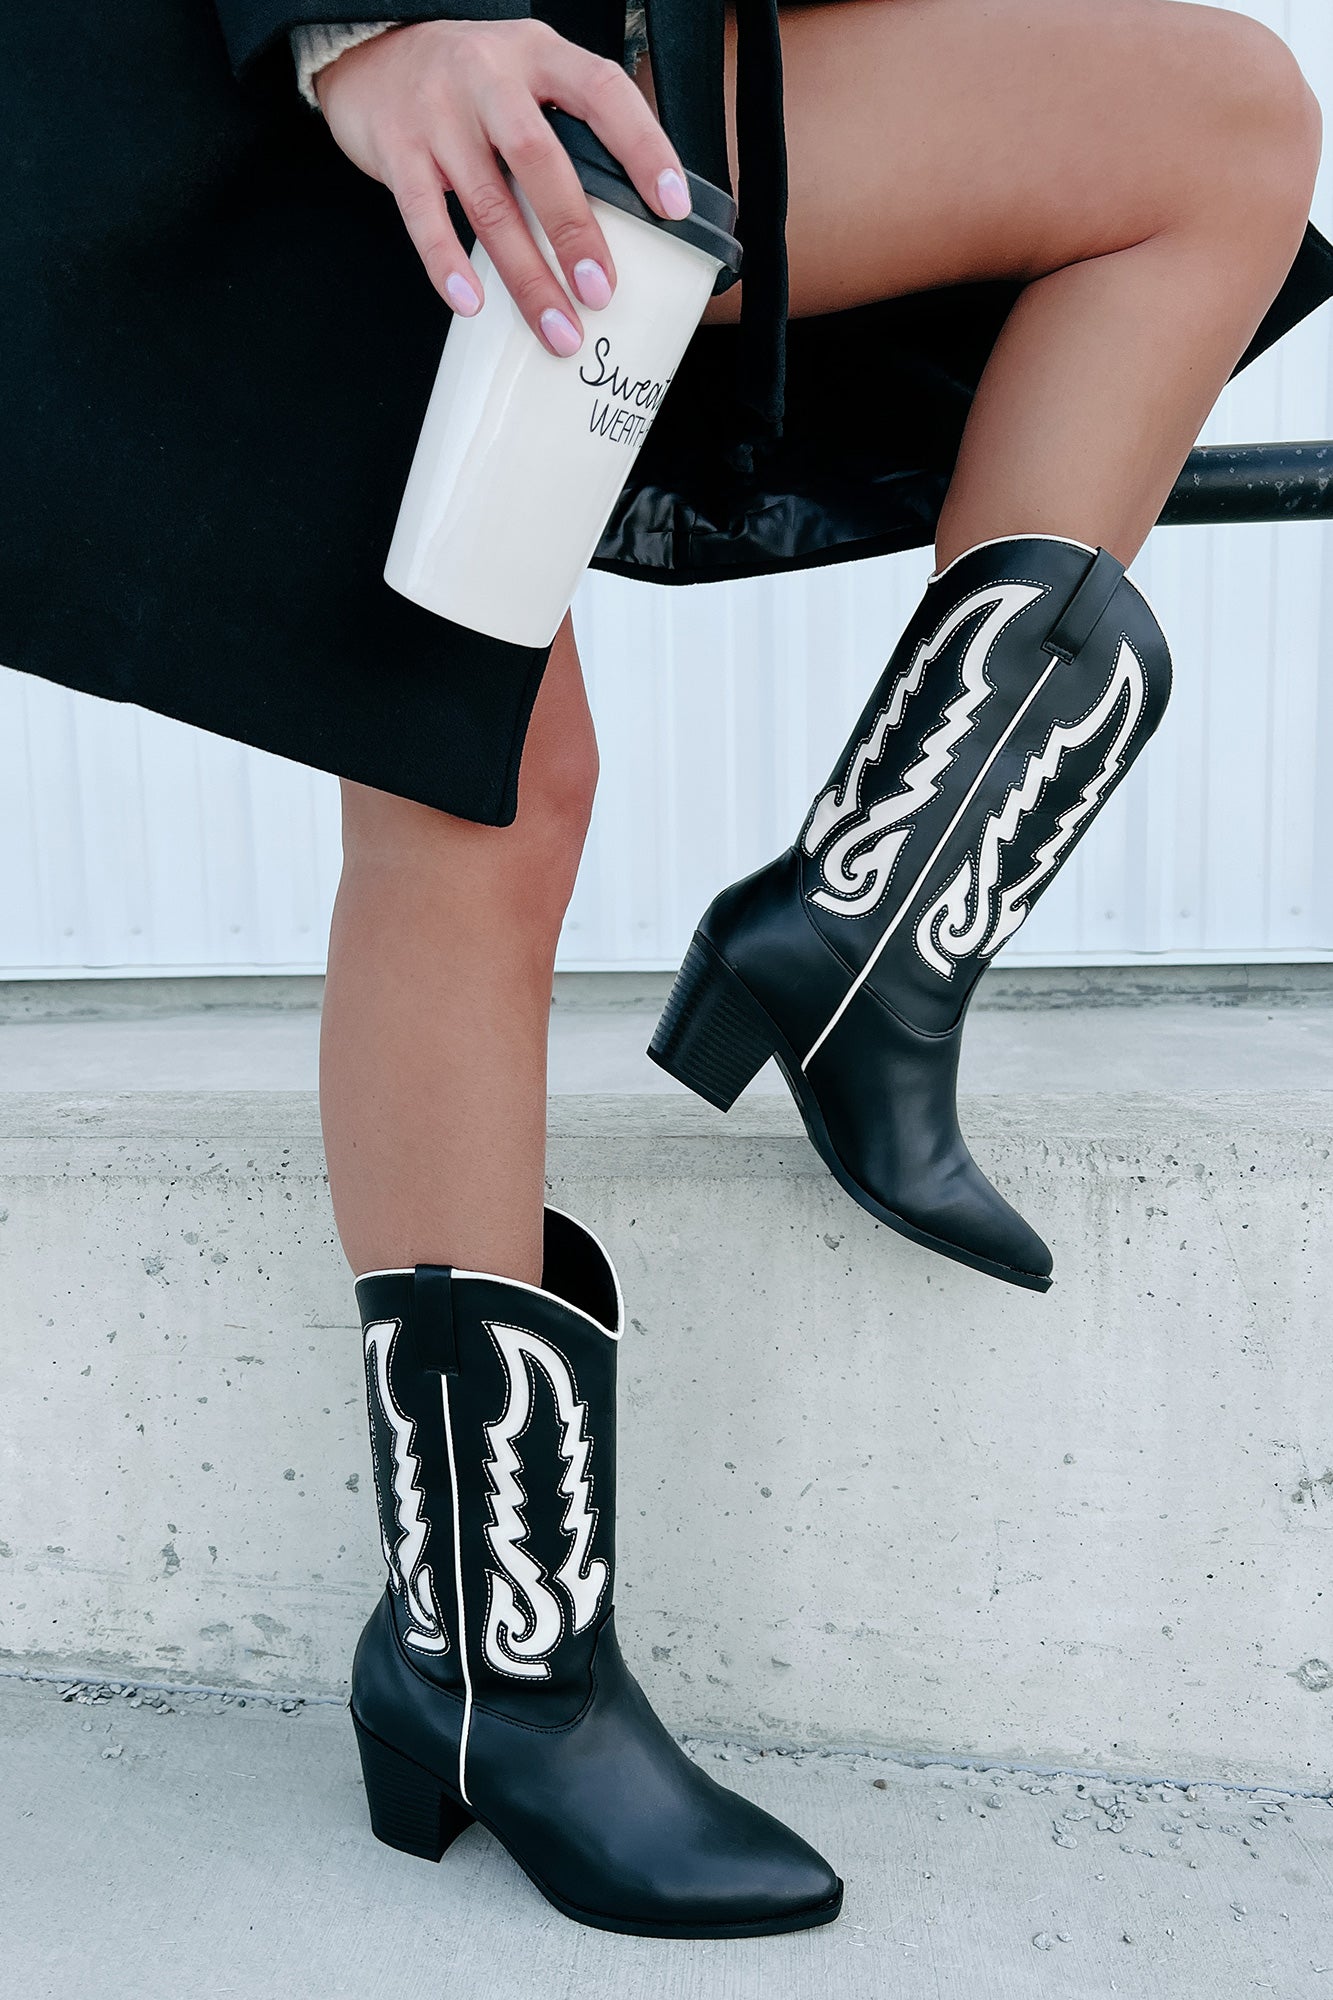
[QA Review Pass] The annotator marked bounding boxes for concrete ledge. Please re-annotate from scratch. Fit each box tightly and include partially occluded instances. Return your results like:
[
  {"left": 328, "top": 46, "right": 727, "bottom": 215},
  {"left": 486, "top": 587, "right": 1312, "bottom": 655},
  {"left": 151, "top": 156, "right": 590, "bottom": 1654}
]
[
  {"left": 4, "top": 957, "right": 1333, "bottom": 1022},
  {"left": 2, "top": 1087, "right": 1331, "bottom": 1788},
  {"left": 0, "top": 976, "right": 327, "bottom": 1022}
]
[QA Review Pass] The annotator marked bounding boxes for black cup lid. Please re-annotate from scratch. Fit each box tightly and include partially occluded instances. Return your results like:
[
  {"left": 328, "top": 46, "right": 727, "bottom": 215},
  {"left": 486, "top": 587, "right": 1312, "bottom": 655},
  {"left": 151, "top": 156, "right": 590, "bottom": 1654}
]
[{"left": 544, "top": 108, "right": 742, "bottom": 293}]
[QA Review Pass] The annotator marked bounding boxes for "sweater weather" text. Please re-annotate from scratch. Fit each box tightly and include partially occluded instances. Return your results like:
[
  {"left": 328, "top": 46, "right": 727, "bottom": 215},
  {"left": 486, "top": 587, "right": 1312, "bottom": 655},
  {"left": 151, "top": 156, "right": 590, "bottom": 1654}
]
[{"left": 580, "top": 338, "right": 672, "bottom": 450}]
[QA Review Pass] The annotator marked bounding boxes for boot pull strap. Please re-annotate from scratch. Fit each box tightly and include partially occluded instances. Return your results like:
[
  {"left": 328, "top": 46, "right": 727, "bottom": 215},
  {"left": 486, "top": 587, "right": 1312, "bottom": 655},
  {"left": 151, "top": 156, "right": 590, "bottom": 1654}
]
[
  {"left": 411, "top": 1264, "right": 459, "bottom": 1376},
  {"left": 1042, "top": 546, "right": 1126, "bottom": 662}
]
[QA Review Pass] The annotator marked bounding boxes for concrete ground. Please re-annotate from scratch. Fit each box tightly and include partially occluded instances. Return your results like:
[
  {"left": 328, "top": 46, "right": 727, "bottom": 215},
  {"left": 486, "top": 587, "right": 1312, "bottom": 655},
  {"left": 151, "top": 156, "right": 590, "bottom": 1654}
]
[{"left": 5, "top": 1671, "right": 1332, "bottom": 2000}]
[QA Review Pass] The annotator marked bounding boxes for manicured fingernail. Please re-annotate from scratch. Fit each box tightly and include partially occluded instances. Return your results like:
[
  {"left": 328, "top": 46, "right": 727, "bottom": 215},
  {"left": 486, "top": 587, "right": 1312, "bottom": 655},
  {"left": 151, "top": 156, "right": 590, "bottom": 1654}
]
[
  {"left": 657, "top": 168, "right": 691, "bottom": 220},
  {"left": 572, "top": 258, "right": 613, "bottom": 310},
  {"left": 540, "top": 306, "right": 582, "bottom": 356},
  {"left": 444, "top": 271, "right": 481, "bottom": 316}
]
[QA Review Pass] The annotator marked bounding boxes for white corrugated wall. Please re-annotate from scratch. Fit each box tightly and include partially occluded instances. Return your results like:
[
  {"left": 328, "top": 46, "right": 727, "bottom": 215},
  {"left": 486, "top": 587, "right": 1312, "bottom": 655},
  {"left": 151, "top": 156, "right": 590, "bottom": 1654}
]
[{"left": 2, "top": 0, "right": 1330, "bottom": 977}]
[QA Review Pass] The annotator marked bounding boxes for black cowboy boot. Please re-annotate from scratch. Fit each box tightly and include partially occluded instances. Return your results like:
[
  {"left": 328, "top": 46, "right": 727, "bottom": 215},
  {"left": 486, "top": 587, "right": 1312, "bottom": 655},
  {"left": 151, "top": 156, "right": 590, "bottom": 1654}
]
[
  {"left": 649, "top": 534, "right": 1172, "bottom": 1290},
  {"left": 348, "top": 1206, "right": 842, "bottom": 1938}
]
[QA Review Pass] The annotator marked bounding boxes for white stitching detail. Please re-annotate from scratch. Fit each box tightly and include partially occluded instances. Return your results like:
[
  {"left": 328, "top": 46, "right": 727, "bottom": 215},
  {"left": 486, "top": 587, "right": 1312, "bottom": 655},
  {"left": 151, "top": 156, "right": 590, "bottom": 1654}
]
[
  {"left": 801, "top": 654, "right": 1064, "bottom": 1070},
  {"left": 356, "top": 1214, "right": 623, "bottom": 1347},
  {"left": 802, "top": 581, "right": 1046, "bottom": 920},
  {"left": 980, "top": 634, "right": 1150, "bottom": 957},
  {"left": 450, "top": 1268, "right": 621, "bottom": 1344},
  {"left": 929, "top": 533, "right": 1166, "bottom": 647},
  {"left": 439, "top": 1373, "right": 473, "bottom": 1806},
  {"left": 913, "top": 634, "right": 1149, "bottom": 978},
  {"left": 927, "top": 531, "right": 1097, "bottom": 587},
  {"left": 481, "top": 1323, "right": 608, "bottom": 1682},
  {"left": 363, "top": 1318, "right": 450, "bottom": 1656}
]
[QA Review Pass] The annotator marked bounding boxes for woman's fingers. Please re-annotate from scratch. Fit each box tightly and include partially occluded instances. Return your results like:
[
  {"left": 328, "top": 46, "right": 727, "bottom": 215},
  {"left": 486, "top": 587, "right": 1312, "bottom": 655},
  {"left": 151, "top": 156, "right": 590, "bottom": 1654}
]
[
  {"left": 321, "top": 18, "right": 694, "bottom": 355},
  {"left": 537, "top": 38, "right": 693, "bottom": 222},
  {"left": 459, "top": 37, "right": 696, "bottom": 354},
  {"left": 391, "top": 166, "right": 485, "bottom": 318},
  {"left": 485, "top": 98, "right": 618, "bottom": 314},
  {"left": 449, "top": 141, "right": 589, "bottom": 354}
]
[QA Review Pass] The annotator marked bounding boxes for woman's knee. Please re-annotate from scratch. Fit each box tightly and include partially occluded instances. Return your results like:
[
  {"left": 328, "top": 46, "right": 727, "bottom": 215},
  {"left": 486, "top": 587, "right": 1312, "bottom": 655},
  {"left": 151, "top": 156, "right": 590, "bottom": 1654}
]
[
  {"left": 512, "top": 721, "right": 600, "bottom": 910},
  {"left": 505, "top": 615, "right": 600, "bottom": 911},
  {"left": 1174, "top": 6, "right": 1321, "bottom": 239},
  {"left": 340, "top": 760, "right": 595, "bottom": 858},
  {"left": 339, "top": 621, "right": 597, "bottom": 932}
]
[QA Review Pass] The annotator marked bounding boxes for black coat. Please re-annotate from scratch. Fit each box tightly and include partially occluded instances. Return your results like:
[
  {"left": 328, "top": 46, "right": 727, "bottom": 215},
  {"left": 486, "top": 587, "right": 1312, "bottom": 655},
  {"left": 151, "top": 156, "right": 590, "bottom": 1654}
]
[{"left": 3, "top": 2, "right": 1330, "bottom": 825}]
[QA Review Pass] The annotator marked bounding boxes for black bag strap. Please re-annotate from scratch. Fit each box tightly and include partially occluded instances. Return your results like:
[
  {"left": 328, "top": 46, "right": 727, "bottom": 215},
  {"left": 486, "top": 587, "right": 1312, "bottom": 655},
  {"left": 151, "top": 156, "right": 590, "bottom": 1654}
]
[
  {"left": 643, "top": 0, "right": 732, "bottom": 193},
  {"left": 643, "top": 0, "right": 788, "bottom": 453},
  {"left": 535, "top": 0, "right": 629, "bottom": 63},
  {"left": 731, "top": 0, "right": 788, "bottom": 439}
]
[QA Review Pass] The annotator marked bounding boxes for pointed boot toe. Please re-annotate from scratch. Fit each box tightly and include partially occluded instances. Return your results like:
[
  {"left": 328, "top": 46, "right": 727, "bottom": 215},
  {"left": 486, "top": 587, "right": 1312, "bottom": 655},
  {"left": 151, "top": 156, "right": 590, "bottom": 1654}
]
[
  {"left": 710, "top": 1810, "right": 843, "bottom": 1929},
  {"left": 804, "top": 1007, "right": 1053, "bottom": 1286},
  {"left": 887, "top": 1158, "right": 1054, "bottom": 1290},
  {"left": 668, "top": 1823, "right": 842, "bottom": 1934}
]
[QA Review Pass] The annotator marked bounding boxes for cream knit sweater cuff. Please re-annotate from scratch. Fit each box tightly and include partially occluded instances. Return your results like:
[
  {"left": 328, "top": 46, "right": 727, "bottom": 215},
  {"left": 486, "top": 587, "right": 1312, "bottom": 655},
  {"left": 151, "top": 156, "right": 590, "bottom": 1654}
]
[
  {"left": 294, "top": 10, "right": 648, "bottom": 108},
  {"left": 291, "top": 22, "right": 401, "bottom": 110}
]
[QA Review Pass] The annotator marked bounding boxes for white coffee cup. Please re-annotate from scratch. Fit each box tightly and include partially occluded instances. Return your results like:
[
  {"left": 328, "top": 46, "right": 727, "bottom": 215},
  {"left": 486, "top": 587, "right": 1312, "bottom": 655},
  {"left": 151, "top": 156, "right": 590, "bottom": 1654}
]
[{"left": 384, "top": 114, "right": 742, "bottom": 648}]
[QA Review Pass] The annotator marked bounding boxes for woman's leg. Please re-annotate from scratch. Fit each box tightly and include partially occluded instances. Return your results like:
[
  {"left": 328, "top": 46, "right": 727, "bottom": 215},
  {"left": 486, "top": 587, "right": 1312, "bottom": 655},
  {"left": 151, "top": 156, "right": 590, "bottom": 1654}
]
[
  {"left": 334, "top": 617, "right": 844, "bottom": 1928},
  {"left": 698, "top": 0, "right": 1322, "bottom": 566},
  {"left": 647, "top": 0, "right": 1319, "bottom": 1284},
  {"left": 319, "top": 610, "right": 597, "bottom": 1285}
]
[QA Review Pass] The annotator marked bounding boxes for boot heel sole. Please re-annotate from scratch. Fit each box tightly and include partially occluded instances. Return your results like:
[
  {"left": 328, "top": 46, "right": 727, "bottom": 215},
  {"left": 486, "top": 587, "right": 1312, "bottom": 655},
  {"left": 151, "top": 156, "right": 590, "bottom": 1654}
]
[
  {"left": 648, "top": 934, "right": 781, "bottom": 1111},
  {"left": 352, "top": 1712, "right": 473, "bottom": 1862}
]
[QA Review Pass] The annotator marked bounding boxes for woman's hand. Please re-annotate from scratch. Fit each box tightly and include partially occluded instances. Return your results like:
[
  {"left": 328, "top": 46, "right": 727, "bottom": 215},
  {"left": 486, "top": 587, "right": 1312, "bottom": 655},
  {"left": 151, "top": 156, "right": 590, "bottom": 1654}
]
[{"left": 316, "top": 18, "right": 692, "bottom": 356}]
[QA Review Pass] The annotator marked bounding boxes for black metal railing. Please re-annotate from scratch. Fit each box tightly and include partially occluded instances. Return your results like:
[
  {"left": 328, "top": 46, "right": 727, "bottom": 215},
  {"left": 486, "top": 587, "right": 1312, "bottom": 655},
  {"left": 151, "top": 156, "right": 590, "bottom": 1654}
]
[{"left": 1161, "top": 441, "right": 1333, "bottom": 525}]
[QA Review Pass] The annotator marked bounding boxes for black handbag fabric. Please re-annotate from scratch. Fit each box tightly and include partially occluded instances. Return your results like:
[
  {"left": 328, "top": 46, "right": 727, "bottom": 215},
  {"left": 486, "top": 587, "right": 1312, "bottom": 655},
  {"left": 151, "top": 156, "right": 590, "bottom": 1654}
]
[
  {"left": 2, "top": 1, "right": 1332, "bottom": 827},
  {"left": 597, "top": 221, "right": 1333, "bottom": 585}
]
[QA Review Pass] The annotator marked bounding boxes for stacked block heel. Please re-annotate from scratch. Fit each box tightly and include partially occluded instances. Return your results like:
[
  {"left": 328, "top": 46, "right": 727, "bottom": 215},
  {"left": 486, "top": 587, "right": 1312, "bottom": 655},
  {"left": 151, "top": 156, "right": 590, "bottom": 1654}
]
[
  {"left": 648, "top": 933, "right": 781, "bottom": 1111},
  {"left": 352, "top": 1713, "right": 474, "bottom": 1862}
]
